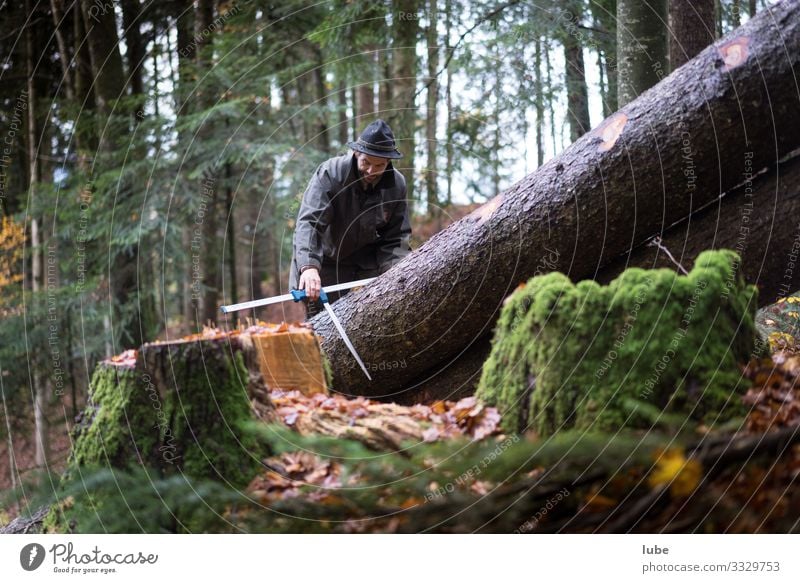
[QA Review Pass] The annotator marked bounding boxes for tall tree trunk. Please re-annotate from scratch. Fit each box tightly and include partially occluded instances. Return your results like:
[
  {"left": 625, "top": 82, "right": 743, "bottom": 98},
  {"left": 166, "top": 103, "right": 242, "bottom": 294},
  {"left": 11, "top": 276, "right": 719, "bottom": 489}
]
[
  {"left": 80, "top": 0, "right": 142, "bottom": 348},
  {"left": 26, "top": 0, "right": 49, "bottom": 468},
  {"left": 73, "top": 0, "right": 96, "bottom": 156},
  {"left": 312, "top": 48, "right": 330, "bottom": 154},
  {"left": 195, "top": 0, "right": 221, "bottom": 326},
  {"left": 535, "top": 38, "right": 545, "bottom": 167},
  {"left": 174, "top": 0, "right": 195, "bottom": 329},
  {"left": 425, "top": 0, "right": 439, "bottom": 216},
  {"left": 379, "top": 50, "right": 393, "bottom": 114},
  {"left": 79, "top": 0, "right": 126, "bottom": 116},
  {"left": 544, "top": 40, "right": 558, "bottom": 154},
  {"left": 562, "top": 0, "right": 591, "bottom": 142},
  {"left": 749, "top": 0, "right": 757, "bottom": 17},
  {"left": 49, "top": 0, "right": 75, "bottom": 101},
  {"left": 669, "top": 0, "right": 715, "bottom": 70},
  {"left": 337, "top": 77, "right": 349, "bottom": 147},
  {"left": 590, "top": 0, "right": 618, "bottom": 116},
  {"left": 312, "top": 3, "right": 800, "bottom": 397},
  {"left": 392, "top": 0, "right": 420, "bottom": 206},
  {"left": 120, "top": 0, "right": 145, "bottom": 120},
  {"left": 617, "top": 0, "right": 668, "bottom": 107},
  {"left": 357, "top": 49, "right": 376, "bottom": 122},
  {"left": 444, "top": 0, "right": 453, "bottom": 206}
]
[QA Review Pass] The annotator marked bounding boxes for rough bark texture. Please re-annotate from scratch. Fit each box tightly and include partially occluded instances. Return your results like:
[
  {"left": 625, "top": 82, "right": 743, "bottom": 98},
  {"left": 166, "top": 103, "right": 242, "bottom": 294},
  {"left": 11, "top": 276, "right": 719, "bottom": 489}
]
[
  {"left": 597, "top": 151, "right": 800, "bottom": 301},
  {"left": 311, "top": 3, "right": 800, "bottom": 399},
  {"left": 669, "top": 0, "right": 716, "bottom": 70},
  {"left": 617, "top": 0, "right": 668, "bottom": 107},
  {"left": 392, "top": 0, "right": 420, "bottom": 203},
  {"left": 400, "top": 147, "right": 800, "bottom": 402},
  {"left": 79, "top": 0, "right": 126, "bottom": 115},
  {"left": 562, "top": 0, "right": 592, "bottom": 141}
]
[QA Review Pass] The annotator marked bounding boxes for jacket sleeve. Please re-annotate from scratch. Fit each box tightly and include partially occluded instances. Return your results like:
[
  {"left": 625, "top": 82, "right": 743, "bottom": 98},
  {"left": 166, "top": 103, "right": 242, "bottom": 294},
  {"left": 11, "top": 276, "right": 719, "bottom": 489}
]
[
  {"left": 376, "top": 185, "right": 412, "bottom": 274},
  {"left": 293, "top": 163, "right": 334, "bottom": 272}
]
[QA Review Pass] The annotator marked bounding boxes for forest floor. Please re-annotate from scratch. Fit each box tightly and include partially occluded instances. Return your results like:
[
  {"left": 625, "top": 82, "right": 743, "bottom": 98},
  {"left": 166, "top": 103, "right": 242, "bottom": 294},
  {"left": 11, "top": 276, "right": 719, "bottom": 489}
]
[{"left": 2, "top": 295, "right": 800, "bottom": 532}]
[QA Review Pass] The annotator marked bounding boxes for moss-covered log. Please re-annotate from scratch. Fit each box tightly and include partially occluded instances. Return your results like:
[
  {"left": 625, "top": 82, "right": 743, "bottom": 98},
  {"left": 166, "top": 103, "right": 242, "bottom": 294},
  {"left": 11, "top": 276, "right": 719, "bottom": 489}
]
[
  {"left": 68, "top": 333, "right": 274, "bottom": 488},
  {"left": 476, "top": 250, "right": 758, "bottom": 435}
]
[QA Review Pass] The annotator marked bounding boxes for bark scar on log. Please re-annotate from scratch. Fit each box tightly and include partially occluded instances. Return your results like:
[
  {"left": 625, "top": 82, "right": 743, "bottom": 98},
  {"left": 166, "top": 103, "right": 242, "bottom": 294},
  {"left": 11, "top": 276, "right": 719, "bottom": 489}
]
[
  {"left": 468, "top": 193, "right": 504, "bottom": 224},
  {"left": 597, "top": 113, "right": 628, "bottom": 152},
  {"left": 718, "top": 37, "right": 749, "bottom": 71}
]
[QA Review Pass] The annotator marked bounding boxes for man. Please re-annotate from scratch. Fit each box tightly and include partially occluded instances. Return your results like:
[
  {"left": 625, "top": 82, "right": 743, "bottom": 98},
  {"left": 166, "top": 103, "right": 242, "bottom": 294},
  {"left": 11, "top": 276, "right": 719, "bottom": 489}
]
[{"left": 290, "top": 119, "right": 412, "bottom": 317}]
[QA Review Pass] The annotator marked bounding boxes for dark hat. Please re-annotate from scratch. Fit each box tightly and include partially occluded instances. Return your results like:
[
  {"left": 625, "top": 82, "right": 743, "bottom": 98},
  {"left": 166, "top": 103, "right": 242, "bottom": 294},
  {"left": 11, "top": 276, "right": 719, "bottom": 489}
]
[{"left": 347, "top": 119, "right": 403, "bottom": 159}]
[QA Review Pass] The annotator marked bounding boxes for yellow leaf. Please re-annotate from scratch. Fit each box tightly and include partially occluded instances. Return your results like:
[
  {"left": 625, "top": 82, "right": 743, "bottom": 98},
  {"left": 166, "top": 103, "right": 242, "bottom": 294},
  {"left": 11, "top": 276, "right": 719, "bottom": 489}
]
[{"left": 648, "top": 448, "right": 702, "bottom": 497}]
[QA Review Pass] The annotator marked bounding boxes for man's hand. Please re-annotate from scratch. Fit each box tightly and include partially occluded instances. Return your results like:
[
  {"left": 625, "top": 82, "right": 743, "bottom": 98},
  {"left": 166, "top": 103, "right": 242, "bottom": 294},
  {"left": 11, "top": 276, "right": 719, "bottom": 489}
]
[{"left": 298, "top": 267, "right": 321, "bottom": 301}]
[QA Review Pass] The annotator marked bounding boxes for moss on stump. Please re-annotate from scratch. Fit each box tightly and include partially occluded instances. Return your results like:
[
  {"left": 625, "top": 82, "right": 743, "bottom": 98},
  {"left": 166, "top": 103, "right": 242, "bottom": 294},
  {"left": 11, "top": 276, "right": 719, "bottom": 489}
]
[
  {"left": 67, "top": 335, "right": 268, "bottom": 489},
  {"left": 476, "top": 250, "right": 757, "bottom": 435}
]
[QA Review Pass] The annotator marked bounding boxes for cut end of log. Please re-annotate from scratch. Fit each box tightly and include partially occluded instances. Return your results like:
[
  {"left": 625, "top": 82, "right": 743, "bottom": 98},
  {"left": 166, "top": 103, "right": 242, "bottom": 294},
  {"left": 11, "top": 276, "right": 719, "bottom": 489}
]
[
  {"left": 597, "top": 113, "right": 628, "bottom": 152},
  {"left": 248, "top": 325, "right": 329, "bottom": 396},
  {"left": 718, "top": 37, "right": 749, "bottom": 71}
]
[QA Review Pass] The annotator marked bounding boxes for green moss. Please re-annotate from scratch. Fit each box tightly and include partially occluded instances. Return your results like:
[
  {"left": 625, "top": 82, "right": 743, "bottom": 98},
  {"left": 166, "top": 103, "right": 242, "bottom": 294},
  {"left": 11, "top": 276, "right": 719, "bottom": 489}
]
[
  {"left": 476, "top": 250, "right": 758, "bottom": 435},
  {"left": 67, "top": 342, "right": 264, "bottom": 489}
]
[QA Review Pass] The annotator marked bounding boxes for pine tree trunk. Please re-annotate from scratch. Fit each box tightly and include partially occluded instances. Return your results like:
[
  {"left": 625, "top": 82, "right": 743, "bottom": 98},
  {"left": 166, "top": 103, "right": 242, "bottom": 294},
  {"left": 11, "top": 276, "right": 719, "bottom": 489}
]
[
  {"left": 562, "top": 0, "right": 591, "bottom": 142},
  {"left": 535, "top": 38, "right": 545, "bottom": 167},
  {"left": 26, "top": 0, "right": 49, "bottom": 468},
  {"left": 120, "top": 0, "right": 145, "bottom": 119},
  {"left": 406, "top": 149, "right": 800, "bottom": 402},
  {"left": 49, "top": 0, "right": 75, "bottom": 101},
  {"left": 617, "top": 0, "right": 668, "bottom": 107},
  {"left": 425, "top": 0, "right": 439, "bottom": 216},
  {"left": 79, "top": 0, "right": 126, "bottom": 116},
  {"left": 669, "top": 0, "right": 716, "bottom": 70},
  {"left": 311, "top": 3, "right": 800, "bottom": 397},
  {"left": 195, "top": 0, "right": 221, "bottom": 327},
  {"left": 392, "top": 0, "right": 420, "bottom": 205},
  {"left": 590, "top": 0, "right": 618, "bottom": 115},
  {"left": 444, "top": 0, "right": 453, "bottom": 206}
]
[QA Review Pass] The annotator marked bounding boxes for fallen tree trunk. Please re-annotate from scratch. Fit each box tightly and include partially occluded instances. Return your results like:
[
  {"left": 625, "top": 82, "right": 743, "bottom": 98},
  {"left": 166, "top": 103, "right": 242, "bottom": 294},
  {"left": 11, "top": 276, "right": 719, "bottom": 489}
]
[
  {"left": 597, "top": 150, "right": 800, "bottom": 299},
  {"left": 404, "top": 149, "right": 800, "bottom": 401},
  {"left": 313, "top": 2, "right": 800, "bottom": 398}
]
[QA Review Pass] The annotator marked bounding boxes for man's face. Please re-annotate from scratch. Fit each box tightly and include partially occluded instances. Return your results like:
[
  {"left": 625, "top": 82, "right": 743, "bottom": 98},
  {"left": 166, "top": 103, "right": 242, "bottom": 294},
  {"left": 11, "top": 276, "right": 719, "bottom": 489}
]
[{"left": 355, "top": 152, "right": 389, "bottom": 186}]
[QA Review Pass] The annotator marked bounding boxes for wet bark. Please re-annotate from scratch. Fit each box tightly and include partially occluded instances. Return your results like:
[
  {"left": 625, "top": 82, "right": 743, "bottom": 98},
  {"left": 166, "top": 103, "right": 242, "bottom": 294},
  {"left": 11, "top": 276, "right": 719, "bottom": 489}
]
[
  {"left": 311, "top": 3, "right": 800, "bottom": 399},
  {"left": 617, "top": 0, "right": 668, "bottom": 107},
  {"left": 669, "top": 0, "right": 716, "bottom": 70}
]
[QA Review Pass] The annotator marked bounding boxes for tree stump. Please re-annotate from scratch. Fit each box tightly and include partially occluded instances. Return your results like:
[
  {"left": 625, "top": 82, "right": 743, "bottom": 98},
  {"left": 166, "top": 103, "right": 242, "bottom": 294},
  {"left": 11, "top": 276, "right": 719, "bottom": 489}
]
[{"left": 476, "top": 250, "right": 758, "bottom": 434}]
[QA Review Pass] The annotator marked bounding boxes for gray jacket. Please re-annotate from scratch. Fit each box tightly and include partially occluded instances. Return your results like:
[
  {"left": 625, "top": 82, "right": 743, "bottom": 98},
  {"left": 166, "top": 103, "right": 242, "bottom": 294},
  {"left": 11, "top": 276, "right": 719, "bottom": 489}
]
[{"left": 290, "top": 153, "right": 411, "bottom": 289}]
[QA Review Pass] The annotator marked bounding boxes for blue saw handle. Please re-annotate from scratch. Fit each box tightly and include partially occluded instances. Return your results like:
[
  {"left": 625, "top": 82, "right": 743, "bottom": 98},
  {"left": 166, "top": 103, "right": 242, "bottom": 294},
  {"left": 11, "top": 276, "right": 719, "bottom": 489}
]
[{"left": 291, "top": 288, "right": 328, "bottom": 303}]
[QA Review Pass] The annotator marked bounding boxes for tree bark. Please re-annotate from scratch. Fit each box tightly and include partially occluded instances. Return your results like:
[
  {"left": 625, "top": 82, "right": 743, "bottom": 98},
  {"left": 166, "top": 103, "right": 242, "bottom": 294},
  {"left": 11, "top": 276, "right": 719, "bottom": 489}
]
[
  {"left": 597, "top": 150, "right": 800, "bottom": 302},
  {"left": 26, "top": 0, "right": 49, "bottom": 468},
  {"left": 310, "top": 3, "right": 800, "bottom": 398},
  {"left": 392, "top": 0, "right": 420, "bottom": 205},
  {"left": 79, "top": 0, "right": 126, "bottom": 115},
  {"left": 49, "top": 0, "right": 75, "bottom": 101},
  {"left": 669, "top": 0, "right": 715, "bottom": 70},
  {"left": 425, "top": 0, "right": 439, "bottom": 215},
  {"left": 406, "top": 148, "right": 800, "bottom": 399},
  {"left": 562, "top": 0, "right": 591, "bottom": 142},
  {"left": 617, "top": 0, "right": 668, "bottom": 107},
  {"left": 120, "top": 0, "right": 146, "bottom": 120},
  {"left": 535, "top": 38, "right": 545, "bottom": 167}
]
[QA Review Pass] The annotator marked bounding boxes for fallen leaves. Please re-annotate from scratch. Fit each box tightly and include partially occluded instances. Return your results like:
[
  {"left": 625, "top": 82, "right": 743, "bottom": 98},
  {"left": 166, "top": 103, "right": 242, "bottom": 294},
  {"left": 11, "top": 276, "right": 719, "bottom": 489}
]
[
  {"left": 270, "top": 390, "right": 502, "bottom": 444},
  {"left": 248, "top": 451, "right": 344, "bottom": 504},
  {"left": 648, "top": 448, "right": 702, "bottom": 498},
  {"left": 742, "top": 356, "right": 800, "bottom": 432}
]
